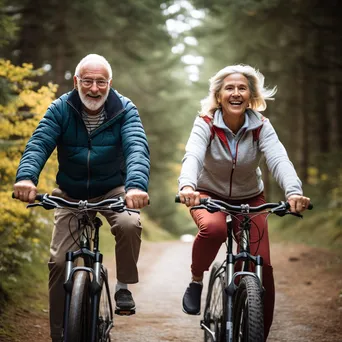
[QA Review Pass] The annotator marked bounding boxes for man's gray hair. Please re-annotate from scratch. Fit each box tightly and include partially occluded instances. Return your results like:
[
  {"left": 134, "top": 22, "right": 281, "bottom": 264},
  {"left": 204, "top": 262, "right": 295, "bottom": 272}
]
[
  {"left": 200, "top": 64, "right": 277, "bottom": 116},
  {"left": 74, "top": 54, "right": 112, "bottom": 79}
]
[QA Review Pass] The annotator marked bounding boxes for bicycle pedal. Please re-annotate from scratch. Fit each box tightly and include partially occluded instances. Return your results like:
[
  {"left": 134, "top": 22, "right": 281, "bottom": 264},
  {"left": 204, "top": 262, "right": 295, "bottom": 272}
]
[{"left": 115, "top": 308, "right": 136, "bottom": 316}]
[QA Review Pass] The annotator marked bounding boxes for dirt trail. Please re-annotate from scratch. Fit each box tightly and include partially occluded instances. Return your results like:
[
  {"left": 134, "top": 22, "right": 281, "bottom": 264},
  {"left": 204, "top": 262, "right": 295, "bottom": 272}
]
[{"left": 3, "top": 239, "right": 342, "bottom": 342}]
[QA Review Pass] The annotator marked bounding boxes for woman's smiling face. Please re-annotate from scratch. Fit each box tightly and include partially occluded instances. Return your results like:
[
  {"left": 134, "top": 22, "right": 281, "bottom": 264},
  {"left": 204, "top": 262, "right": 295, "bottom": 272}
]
[{"left": 217, "top": 73, "right": 251, "bottom": 119}]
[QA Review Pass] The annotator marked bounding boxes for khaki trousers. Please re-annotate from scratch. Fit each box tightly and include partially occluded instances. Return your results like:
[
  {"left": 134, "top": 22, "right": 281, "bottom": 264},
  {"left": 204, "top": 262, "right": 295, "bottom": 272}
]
[{"left": 48, "top": 186, "right": 142, "bottom": 341}]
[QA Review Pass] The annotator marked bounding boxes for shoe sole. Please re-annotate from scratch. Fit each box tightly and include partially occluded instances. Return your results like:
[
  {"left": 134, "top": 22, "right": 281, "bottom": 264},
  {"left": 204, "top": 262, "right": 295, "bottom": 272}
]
[
  {"left": 182, "top": 306, "right": 201, "bottom": 316},
  {"left": 115, "top": 307, "right": 136, "bottom": 316}
]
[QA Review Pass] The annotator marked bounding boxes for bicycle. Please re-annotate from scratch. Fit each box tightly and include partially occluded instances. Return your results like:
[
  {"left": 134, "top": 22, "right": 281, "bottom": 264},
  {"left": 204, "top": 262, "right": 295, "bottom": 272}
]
[
  {"left": 20, "top": 192, "right": 138, "bottom": 342},
  {"left": 175, "top": 195, "right": 312, "bottom": 342}
]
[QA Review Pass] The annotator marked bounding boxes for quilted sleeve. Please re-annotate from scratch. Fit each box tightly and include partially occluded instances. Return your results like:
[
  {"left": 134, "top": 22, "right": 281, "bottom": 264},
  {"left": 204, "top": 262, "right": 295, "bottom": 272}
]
[
  {"left": 15, "top": 98, "right": 65, "bottom": 185},
  {"left": 120, "top": 98, "right": 150, "bottom": 192}
]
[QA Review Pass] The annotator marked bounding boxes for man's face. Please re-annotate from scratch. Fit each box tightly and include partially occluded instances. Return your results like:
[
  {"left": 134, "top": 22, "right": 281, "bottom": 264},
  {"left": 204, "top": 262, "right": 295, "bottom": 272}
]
[{"left": 74, "top": 62, "right": 112, "bottom": 115}]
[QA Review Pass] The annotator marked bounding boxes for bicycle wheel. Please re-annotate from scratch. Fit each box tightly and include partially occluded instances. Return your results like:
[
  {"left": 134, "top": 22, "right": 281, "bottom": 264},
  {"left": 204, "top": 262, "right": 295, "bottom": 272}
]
[
  {"left": 66, "top": 271, "right": 91, "bottom": 342},
  {"left": 97, "top": 267, "right": 113, "bottom": 342},
  {"left": 233, "top": 275, "right": 264, "bottom": 342},
  {"left": 203, "top": 261, "right": 226, "bottom": 342}
]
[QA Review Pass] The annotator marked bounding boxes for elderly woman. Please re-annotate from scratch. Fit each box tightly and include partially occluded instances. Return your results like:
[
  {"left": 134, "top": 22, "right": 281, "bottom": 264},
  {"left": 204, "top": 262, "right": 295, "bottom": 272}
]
[{"left": 178, "top": 64, "right": 310, "bottom": 340}]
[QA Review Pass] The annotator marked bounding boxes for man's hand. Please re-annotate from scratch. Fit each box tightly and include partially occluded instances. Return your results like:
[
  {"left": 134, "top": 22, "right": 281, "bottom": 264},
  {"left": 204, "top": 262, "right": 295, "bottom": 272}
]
[
  {"left": 288, "top": 194, "right": 311, "bottom": 213},
  {"left": 13, "top": 180, "right": 37, "bottom": 203},
  {"left": 125, "top": 189, "right": 149, "bottom": 209}
]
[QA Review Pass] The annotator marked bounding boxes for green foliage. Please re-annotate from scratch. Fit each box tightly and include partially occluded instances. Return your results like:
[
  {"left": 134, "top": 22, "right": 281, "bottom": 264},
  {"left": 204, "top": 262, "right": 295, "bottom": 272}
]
[
  {"left": 0, "top": 0, "right": 18, "bottom": 48},
  {"left": 270, "top": 204, "right": 342, "bottom": 251}
]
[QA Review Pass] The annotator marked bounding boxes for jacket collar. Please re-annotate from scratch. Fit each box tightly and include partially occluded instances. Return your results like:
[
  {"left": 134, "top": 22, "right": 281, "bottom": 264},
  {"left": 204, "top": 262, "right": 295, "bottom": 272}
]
[
  {"left": 246, "top": 109, "right": 265, "bottom": 131},
  {"left": 213, "top": 108, "right": 263, "bottom": 132},
  {"left": 67, "top": 88, "right": 124, "bottom": 119}
]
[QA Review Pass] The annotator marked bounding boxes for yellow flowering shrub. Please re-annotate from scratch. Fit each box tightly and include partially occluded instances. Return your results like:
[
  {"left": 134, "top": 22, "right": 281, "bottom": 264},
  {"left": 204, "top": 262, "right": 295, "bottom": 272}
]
[{"left": 0, "top": 59, "right": 57, "bottom": 278}]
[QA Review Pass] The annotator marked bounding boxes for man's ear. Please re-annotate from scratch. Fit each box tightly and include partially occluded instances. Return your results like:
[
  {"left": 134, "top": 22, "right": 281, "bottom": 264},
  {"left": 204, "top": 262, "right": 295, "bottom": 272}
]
[{"left": 73, "top": 75, "right": 78, "bottom": 90}]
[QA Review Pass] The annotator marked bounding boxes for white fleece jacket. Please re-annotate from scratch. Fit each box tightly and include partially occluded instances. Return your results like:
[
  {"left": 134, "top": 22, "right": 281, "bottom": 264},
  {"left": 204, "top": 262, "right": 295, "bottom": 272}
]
[{"left": 178, "top": 109, "right": 303, "bottom": 200}]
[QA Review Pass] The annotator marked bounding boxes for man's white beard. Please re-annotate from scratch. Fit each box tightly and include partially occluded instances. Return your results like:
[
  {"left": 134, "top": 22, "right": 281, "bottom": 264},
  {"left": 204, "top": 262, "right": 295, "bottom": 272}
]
[{"left": 79, "top": 88, "right": 109, "bottom": 113}]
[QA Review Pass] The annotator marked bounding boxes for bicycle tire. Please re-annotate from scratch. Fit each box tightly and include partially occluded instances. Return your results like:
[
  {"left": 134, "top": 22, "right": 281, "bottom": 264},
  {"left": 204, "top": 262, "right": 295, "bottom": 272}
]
[
  {"left": 97, "top": 267, "right": 113, "bottom": 342},
  {"left": 203, "top": 261, "right": 226, "bottom": 342},
  {"left": 233, "top": 275, "right": 264, "bottom": 342},
  {"left": 66, "top": 271, "right": 91, "bottom": 342}
]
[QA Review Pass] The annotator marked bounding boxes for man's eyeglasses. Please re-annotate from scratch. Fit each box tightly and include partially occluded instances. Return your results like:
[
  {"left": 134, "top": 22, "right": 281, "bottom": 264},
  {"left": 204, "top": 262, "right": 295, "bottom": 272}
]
[{"left": 76, "top": 76, "right": 110, "bottom": 89}]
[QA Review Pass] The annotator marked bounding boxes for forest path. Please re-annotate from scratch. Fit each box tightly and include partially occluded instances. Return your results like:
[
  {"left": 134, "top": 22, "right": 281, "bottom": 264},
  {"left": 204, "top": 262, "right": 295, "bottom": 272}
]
[{"left": 2, "top": 239, "right": 342, "bottom": 342}]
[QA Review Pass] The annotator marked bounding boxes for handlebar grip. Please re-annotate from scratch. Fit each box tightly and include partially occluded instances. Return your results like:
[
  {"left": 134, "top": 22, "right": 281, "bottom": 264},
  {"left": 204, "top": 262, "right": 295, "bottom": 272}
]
[
  {"left": 175, "top": 195, "right": 210, "bottom": 204},
  {"left": 35, "top": 193, "right": 45, "bottom": 201},
  {"left": 12, "top": 192, "right": 45, "bottom": 201},
  {"left": 308, "top": 203, "right": 313, "bottom": 210}
]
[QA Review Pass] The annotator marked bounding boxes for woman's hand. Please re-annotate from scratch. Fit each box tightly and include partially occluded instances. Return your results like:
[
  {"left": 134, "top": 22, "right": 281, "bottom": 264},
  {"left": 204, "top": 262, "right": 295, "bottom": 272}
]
[
  {"left": 287, "top": 194, "right": 311, "bottom": 213},
  {"left": 179, "top": 186, "right": 201, "bottom": 207}
]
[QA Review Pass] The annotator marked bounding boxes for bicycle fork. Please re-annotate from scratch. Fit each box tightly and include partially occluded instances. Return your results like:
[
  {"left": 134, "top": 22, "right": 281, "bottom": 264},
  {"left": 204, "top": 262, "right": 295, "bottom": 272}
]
[
  {"left": 62, "top": 249, "right": 103, "bottom": 342},
  {"left": 224, "top": 215, "right": 263, "bottom": 342}
]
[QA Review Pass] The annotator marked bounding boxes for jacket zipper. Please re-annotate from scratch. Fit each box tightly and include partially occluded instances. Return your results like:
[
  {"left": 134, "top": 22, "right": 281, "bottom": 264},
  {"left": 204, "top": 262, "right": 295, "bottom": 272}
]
[
  {"left": 229, "top": 159, "right": 235, "bottom": 197},
  {"left": 87, "top": 137, "right": 92, "bottom": 198},
  {"left": 228, "top": 130, "right": 246, "bottom": 197}
]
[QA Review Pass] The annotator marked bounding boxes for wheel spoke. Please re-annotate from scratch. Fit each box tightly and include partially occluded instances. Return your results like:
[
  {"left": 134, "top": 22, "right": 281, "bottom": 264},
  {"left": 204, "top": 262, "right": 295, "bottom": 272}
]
[{"left": 203, "top": 262, "right": 226, "bottom": 342}]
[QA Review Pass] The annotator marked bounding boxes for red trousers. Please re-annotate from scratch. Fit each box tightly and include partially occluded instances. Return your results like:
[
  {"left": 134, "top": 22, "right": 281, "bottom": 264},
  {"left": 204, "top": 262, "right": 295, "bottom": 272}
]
[{"left": 190, "top": 192, "right": 274, "bottom": 340}]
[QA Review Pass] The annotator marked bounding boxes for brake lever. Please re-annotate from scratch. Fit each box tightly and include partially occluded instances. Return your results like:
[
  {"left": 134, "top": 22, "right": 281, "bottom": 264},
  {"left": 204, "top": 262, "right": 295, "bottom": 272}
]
[
  {"left": 272, "top": 209, "right": 287, "bottom": 217},
  {"left": 273, "top": 208, "right": 303, "bottom": 218},
  {"left": 26, "top": 203, "right": 42, "bottom": 208},
  {"left": 289, "top": 212, "right": 303, "bottom": 218},
  {"left": 190, "top": 203, "right": 221, "bottom": 213},
  {"left": 190, "top": 204, "right": 208, "bottom": 212},
  {"left": 27, "top": 202, "right": 56, "bottom": 210},
  {"left": 125, "top": 208, "right": 140, "bottom": 214}
]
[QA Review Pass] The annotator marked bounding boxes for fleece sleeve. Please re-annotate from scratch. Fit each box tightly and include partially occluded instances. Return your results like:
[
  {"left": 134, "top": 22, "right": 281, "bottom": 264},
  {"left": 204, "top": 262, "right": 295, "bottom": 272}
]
[
  {"left": 178, "top": 116, "right": 211, "bottom": 191},
  {"left": 259, "top": 119, "right": 303, "bottom": 198}
]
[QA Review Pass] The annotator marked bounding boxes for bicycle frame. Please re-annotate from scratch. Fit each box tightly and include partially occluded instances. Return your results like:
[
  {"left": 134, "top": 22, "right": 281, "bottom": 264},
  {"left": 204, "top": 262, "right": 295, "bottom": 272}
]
[{"left": 201, "top": 213, "right": 263, "bottom": 342}]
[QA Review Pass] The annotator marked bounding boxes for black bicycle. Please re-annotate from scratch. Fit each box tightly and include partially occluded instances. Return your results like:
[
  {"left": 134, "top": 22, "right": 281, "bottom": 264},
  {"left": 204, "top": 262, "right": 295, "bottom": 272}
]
[
  {"left": 176, "top": 196, "right": 312, "bottom": 342},
  {"left": 23, "top": 193, "right": 138, "bottom": 342}
]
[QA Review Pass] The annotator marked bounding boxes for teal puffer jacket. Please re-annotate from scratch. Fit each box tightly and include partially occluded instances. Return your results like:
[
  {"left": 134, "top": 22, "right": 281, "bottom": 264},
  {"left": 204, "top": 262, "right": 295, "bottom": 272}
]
[{"left": 15, "top": 88, "right": 150, "bottom": 199}]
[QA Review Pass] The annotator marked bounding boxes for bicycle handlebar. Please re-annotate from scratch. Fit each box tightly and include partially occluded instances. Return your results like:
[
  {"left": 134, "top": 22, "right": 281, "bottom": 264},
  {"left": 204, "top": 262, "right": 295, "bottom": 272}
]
[
  {"left": 175, "top": 195, "right": 313, "bottom": 217},
  {"left": 13, "top": 192, "right": 134, "bottom": 212}
]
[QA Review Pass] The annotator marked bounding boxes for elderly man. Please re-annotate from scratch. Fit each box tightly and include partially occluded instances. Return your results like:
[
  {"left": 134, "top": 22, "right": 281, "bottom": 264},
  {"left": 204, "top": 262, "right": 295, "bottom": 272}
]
[{"left": 13, "top": 54, "right": 150, "bottom": 341}]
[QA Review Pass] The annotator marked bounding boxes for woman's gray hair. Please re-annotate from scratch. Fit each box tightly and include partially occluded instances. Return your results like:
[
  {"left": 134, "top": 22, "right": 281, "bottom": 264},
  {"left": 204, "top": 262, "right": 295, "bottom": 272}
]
[
  {"left": 200, "top": 64, "right": 277, "bottom": 116},
  {"left": 74, "top": 54, "right": 112, "bottom": 79}
]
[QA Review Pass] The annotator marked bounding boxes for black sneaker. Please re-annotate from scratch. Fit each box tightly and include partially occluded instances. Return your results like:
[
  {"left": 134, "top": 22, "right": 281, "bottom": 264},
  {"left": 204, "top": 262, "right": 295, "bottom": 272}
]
[
  {"left": 182, "top": 282, "right": 203, "bottom": 315},
  {"left": 114, "top": 289, "right": 136, "bottom": 314}
]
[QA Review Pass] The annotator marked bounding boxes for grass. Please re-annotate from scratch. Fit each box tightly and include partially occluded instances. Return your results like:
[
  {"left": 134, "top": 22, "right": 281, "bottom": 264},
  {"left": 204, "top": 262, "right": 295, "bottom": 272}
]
[{"left": 269, "top": 206, "right": 342, "bottom": 253}]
